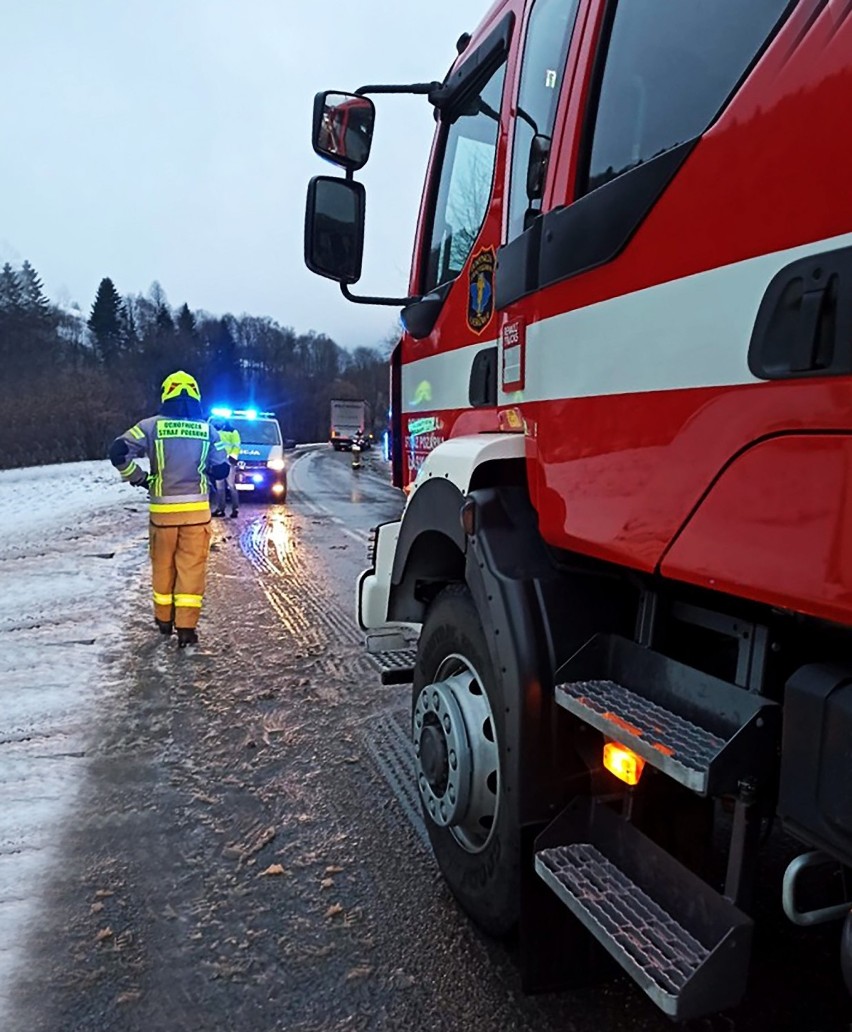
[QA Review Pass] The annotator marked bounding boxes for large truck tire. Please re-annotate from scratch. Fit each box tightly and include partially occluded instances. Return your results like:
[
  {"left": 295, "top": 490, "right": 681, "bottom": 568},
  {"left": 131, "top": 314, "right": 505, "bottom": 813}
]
[{"left": 412, "top": 585, "right": 520, "bottom": 937}]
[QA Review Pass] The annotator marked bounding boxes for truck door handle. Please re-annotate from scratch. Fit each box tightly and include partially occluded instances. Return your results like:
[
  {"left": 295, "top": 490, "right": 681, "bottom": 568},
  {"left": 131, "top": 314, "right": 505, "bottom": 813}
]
[
  {"left": 749, "top": 247, "right": 852, "bottom": 381},
  {"left": 789, "top": 285, "right": 829, "bottom": 372}
]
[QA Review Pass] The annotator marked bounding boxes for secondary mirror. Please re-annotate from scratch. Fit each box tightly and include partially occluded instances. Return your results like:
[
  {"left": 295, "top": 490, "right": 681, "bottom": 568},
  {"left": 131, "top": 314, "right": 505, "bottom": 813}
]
[
  {"left": 312, "top": 92, "right": 376, "bottom": 172},
  {"left": 304, "top": 176, "right": 366, "bottom": 284},
  {"left": 526, "top": 133, "right": 551, "bottom": 202}
]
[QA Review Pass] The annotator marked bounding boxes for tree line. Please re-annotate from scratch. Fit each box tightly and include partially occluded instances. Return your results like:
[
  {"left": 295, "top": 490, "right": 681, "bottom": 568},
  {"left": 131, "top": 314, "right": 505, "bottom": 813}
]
[{"left": 0, "top": 261, "right": 392, "bottom": 470}]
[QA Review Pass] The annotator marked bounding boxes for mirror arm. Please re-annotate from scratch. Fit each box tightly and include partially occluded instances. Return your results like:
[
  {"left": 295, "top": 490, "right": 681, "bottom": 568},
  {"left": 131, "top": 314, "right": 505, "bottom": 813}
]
[
  {"left": 355, "top": 82, "right": 442, "bottom": 98},
  {"left": 340, "top": 283, "right": 416, "bottom": 307},
  {"left": 517, "top": 105, "right": 539, "bottom": 134}
]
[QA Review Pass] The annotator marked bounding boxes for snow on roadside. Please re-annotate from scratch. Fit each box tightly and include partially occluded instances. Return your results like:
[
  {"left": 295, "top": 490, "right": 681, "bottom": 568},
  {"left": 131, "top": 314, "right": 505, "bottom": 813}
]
[{"left": 0, "top": 460, "right": 149, "bottom": 1017}]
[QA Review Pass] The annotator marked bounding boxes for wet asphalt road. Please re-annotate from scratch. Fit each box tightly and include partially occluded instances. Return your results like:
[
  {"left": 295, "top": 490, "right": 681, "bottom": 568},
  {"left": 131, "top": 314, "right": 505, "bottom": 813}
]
[{"left": 4, "top": 446, "right": 852, "bottom": 1032}]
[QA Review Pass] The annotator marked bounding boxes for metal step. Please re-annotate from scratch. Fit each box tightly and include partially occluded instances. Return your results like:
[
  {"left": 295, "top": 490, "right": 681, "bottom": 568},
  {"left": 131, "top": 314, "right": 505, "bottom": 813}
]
[
  {"left": 556, "top": 678, "right": 724, "bottom": 792},
  {"left": 535, "top": 799, "right": 752, "bottom": 1021},
  {"left": 368, "top": 648, "right": 418, "bottom": 685},
  {"left": 554, "top": 635, "right": 778, "bottom": 795}
]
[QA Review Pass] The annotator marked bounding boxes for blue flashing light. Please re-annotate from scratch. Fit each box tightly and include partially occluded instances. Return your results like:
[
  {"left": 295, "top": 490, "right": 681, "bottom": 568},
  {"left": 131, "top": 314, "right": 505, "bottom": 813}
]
[
  {"left": 211, "top": 406, "right": 232, "bottom": 418},
  {"left": 252, "top": 473, "right": 264, "bottom": 484},
  {"left": 245, "top": 408, "right": 258, "bottom": 420}
]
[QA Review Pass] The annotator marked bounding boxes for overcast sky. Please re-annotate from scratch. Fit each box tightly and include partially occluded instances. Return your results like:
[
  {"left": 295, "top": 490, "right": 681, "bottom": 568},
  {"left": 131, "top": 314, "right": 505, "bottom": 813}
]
[{"left": 0, "top": 0, "right": 476, "bottom": 350}]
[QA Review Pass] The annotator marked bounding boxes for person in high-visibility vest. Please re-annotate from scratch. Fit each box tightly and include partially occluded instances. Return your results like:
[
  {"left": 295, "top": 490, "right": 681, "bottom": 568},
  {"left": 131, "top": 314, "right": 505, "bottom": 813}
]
[
  {"left": 211, "top": 419, "right": 241, "bottom": 518},
  {"left": 108, "top": 371, "right": 230, "bottom": 647}
]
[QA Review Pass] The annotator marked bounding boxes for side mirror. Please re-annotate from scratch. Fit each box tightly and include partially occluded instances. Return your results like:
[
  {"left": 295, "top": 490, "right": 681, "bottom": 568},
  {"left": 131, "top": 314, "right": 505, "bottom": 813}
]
[
  {"left": 312, "top": 92, "right": 376, "bottom": 172},
  {"left": 526, "top": 133, "right": 551, "bottom": 202},
  {"left": 304, "top": 176, "right": 366, "bottom": 284}
]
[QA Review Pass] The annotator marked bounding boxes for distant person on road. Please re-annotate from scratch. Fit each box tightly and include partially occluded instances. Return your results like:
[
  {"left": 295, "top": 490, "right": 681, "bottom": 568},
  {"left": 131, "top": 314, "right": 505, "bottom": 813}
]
[
  {"left": 210, "top": 417, "right": 241, "bottom": 519},
  {"left": 107, "top": 371, "right": 230, "bottom": 648}
]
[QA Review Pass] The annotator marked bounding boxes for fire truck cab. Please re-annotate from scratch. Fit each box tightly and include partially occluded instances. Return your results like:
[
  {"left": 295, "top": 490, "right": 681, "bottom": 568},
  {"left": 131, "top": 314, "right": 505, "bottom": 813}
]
[{"left": 305, "top": 0, "right": 852, "bottom": 1020}]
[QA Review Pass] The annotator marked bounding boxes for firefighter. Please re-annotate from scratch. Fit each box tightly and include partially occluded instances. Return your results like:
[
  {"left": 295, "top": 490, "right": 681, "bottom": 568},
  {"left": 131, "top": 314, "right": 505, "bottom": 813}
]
[
  {"left": 211, "top": 418, "right": 241, "bottom": 518},
  {"left": 108, "top": 370, "right": 230, "bottom": 647}
]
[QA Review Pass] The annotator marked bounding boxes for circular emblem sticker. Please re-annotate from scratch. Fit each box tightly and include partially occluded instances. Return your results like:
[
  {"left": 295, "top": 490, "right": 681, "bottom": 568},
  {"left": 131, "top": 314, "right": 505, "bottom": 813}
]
[{"left": 467, "top": 247, "right": 495, "bottom": 334}]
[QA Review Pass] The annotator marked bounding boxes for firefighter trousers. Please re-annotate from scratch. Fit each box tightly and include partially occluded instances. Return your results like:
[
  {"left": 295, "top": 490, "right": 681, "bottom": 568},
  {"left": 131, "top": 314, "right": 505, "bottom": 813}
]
[{"left": 149, "top": 521, "right": 212, "bottom": 629}]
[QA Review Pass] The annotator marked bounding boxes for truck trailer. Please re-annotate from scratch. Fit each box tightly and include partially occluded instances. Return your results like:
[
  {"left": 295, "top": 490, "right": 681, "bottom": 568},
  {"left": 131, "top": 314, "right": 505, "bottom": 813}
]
[
  {"left": 330, "top": 398, "right": 368, "bottom": 450},
  {"left": 304, "top": 0, "right": 852, "bottom": 1020}
]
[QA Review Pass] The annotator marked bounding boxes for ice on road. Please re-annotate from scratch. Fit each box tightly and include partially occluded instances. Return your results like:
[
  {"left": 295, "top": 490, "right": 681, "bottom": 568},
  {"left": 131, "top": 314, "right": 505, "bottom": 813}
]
[{"left": 0, "top": 461, "right": 147, "bottom": 1018}]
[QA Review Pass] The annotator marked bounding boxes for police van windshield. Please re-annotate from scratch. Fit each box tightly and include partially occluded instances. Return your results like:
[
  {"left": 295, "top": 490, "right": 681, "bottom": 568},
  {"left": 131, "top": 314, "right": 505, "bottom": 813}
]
[{"left": 230, "top": 418, "right": 281, "bottom": 446}]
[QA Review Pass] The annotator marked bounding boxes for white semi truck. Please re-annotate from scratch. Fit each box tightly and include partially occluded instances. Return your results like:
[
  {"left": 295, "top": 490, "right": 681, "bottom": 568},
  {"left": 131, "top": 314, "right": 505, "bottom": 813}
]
[{"left": 329, "top": 399, "right": 367, "bottom": 451}]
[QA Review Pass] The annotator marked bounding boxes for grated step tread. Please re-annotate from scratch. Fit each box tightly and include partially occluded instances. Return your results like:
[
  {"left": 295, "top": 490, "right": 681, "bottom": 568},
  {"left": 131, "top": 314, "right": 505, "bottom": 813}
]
[
  {"left": 537, "top": 843, "right": 710, "bottom": 999},
  {"left": 368, "top": 649, "right": 418, "bottom": 676},
  {"left": 556, "top": 679, "right": 725, "bottom": 776}
]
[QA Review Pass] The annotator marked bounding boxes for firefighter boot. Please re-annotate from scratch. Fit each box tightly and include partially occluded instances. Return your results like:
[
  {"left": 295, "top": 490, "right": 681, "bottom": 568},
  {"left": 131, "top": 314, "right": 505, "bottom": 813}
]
[
  {"left": 155, "top": 618, "right": 173, "bottom": 637},
  {"left": 177, "top": 628, "right": 198, "bottom": 648}
]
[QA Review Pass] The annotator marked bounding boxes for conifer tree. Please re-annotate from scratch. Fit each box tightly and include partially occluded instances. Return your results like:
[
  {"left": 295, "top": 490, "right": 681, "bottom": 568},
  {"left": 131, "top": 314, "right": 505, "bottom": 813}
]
[
  {"left": 176, "top": 302, "right": 196, "bottom": 337},
  {"left": 18, "top": 260, "right": 49, "bottom": 314},
  {"left": 88, "top": 277, "right": 124, "bottom": 365},
  {"left": 0, "top": 262, "right": 22, "bottom": 310},
  {"left": 156, "top": 302, "right": 175, "bottom": 337}
]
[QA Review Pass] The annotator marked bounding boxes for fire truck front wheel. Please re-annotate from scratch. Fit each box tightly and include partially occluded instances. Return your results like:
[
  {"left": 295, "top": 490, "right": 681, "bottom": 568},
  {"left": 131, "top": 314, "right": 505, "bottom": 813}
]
[{"left": 412, "top": 585, "right": 520, "bottom": 937}]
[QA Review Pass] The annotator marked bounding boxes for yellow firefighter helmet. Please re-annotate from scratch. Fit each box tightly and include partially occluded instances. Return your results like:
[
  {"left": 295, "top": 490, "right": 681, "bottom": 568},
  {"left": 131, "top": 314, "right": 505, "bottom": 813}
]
[{"left": 161, "top": 370, "right": 201, "bottom": 403}]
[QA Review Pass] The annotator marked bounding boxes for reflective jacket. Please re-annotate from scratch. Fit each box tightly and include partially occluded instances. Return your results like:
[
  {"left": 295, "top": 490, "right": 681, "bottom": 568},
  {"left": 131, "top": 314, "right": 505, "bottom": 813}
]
[
  {"left": 219, "top": 428, "right": 241, "bottom": 461},
  {"left": 110, "top": 416, "right": 229, "bottom": 526}
]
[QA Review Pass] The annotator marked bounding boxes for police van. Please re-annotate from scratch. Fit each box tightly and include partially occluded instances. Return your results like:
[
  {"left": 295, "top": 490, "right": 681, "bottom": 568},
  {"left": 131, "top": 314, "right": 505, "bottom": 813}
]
[{"left": 210, "top": 407, "right": 287, "bottom": 502}]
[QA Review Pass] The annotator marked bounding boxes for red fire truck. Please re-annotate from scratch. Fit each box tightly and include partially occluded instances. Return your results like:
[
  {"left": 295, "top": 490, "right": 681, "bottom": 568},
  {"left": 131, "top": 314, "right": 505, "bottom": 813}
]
[{"left": 304, "top": 0, "right": 852, "bottom": 1020}]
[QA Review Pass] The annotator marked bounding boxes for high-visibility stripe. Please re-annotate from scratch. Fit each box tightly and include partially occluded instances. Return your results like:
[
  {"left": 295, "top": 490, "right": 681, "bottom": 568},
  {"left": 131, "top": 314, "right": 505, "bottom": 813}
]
[
  {"left": 153, "top": 591, "right": 174, "bottom": 606},
  {"left": 154, "top": 438, "right": 165, "bottom": 497},
  {"left": 401, "top": 230, "right": 852, "bottom": 412},
  {"left": 149, "top": 501, "right": 210, "bottom": 513},
  {"left": 198, "top": 439, "right": 209, "bottom": 494},
  {"left": 174, "top": 593, "right": 203, "bottom": 608},
  {"left": 119, "top": 462, "right": 138, "bottom": 480},
  {"left": 128, "top": 425, "right": 145, "bottom": 440},
  {"left": 149, "top": 493, "right": 210, "bottom": 504}
]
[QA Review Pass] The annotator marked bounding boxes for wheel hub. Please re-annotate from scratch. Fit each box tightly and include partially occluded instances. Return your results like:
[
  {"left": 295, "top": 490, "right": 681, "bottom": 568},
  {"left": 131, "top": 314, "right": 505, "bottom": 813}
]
[
  {"left": 419, "top": 717, "right": 449, "bottom": 793},
  {"left": 413, "top": 653, "right": 500, "bottom": 853}
]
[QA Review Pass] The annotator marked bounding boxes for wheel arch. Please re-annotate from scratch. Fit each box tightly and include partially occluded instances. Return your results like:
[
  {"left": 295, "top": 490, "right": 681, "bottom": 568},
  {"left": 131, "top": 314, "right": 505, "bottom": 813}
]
[
  {"left": 387, "top": 435, "right": 528, "bottom": 624},
  {"left": 388, "top": 478, "right": 467, "bottom": 623}
]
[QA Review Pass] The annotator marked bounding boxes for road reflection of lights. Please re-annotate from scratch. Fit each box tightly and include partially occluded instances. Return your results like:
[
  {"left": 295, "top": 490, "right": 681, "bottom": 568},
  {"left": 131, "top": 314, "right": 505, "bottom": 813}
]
[
  {"left": 267, "top": 512, "right": 291, "bottom": 566},
  {"left": 246, "top": 519, "right": 266, "bottom": 558},
  {"left": 243, "top": 512, "right": 292, "bottom": 577}
]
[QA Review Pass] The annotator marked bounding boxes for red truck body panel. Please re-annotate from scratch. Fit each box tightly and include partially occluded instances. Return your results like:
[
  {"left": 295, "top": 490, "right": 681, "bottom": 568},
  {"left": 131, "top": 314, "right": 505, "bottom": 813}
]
[{"left": 399, "top": 0, "right": 852, "bottom": 625}]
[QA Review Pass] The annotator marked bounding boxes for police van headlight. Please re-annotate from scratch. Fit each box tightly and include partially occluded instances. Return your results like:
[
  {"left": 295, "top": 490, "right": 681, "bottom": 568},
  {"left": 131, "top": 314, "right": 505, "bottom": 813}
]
[{"left": 267, "top": 458, "right": 286, "bottom": 471}]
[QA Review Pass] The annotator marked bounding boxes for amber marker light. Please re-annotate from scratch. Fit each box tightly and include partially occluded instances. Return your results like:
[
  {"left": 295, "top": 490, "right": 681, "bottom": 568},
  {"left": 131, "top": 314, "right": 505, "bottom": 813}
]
[
  {"left": 603, "top": 742, "right": 645, "bottom": 786},
  {"left": 497, "top": 407, "right": 525, "bottom": 433}
]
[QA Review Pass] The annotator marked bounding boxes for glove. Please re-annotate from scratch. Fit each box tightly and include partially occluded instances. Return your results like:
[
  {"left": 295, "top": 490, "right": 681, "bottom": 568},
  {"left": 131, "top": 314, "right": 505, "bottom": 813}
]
[
  {"left": 132, "top": 474, "right": 152, "bottom": 490},
  {"left": 228, "top": 456, "right": 238, "bottom": 467}
]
